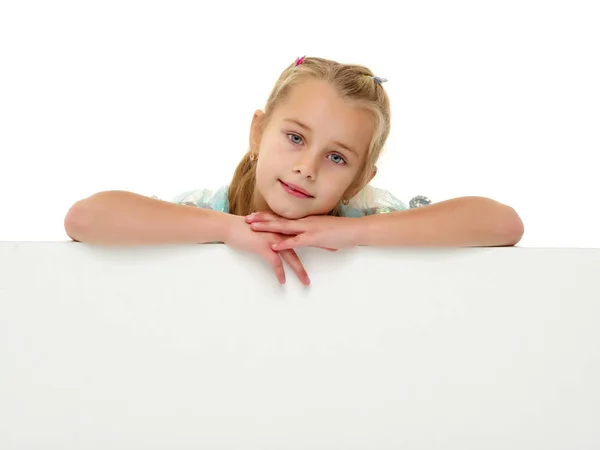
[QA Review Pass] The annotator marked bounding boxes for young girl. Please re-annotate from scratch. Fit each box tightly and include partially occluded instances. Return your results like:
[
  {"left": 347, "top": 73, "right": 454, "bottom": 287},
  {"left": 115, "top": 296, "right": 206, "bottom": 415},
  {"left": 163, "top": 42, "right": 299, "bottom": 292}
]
[{"left": 64, "top": 56, "right": 524, "bottom": 286}]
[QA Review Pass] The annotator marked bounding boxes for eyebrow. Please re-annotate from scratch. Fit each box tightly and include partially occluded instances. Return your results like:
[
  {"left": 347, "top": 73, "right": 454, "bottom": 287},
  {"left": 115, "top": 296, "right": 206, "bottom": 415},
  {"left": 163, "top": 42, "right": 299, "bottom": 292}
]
[{"left": 283, "top": 118, "right": 359, "bottom": 157}]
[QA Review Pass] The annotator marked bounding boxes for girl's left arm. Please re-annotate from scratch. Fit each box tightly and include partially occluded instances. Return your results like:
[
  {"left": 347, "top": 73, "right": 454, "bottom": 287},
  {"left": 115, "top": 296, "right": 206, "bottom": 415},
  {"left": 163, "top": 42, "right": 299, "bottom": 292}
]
[{"left": 357, "top": 196, "right": 524, "bottom": 247}]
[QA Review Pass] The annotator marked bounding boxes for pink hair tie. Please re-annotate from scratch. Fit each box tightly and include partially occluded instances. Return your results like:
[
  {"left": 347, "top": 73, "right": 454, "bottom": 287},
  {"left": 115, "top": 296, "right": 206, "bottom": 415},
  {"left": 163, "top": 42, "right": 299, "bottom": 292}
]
[{"left": 294, "top": 55, "right": 306, "bottom": 66}]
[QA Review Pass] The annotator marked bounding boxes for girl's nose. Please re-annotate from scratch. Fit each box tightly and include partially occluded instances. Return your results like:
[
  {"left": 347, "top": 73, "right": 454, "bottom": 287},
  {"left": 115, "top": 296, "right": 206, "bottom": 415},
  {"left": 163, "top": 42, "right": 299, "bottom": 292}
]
[{"left": 293, "top": 154, "right": 318, "bottom": 180}]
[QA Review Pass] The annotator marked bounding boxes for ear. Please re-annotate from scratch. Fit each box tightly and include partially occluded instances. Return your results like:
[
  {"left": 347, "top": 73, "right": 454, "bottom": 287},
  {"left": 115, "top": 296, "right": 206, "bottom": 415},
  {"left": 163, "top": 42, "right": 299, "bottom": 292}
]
[
  {"left": 368, "top": 165, "right": 378, "bottom": 183},
  {"left": 249, "top": 109, "right": 265, "bottom": 153}
]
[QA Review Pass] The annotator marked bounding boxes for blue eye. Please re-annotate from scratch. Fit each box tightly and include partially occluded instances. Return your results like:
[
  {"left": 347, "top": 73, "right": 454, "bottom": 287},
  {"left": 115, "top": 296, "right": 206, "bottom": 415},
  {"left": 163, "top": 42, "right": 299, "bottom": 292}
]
[
  {"left": 328, "top": 153, "right": 346, "bottom": 165},
  {"left": 287, "top": 133, "right": 346, "bottom": 165},
  {"left": 287, "top": 133, "right": 303, "bottom": 145}
]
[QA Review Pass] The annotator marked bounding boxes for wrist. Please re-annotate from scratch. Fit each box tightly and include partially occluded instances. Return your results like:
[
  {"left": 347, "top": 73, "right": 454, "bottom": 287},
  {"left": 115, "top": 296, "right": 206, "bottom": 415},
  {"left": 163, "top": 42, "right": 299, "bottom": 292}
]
[
  {"left": 349, "top": 214, "right": 389, "bottom": 246},
  {"left": 189, "top": 208, "right": 239, "bottom": 244},
  {"left": 346, "top": 216, "right": 368, "bottom": 247},
  {"left": 219, "top": 212, "right": 243, "bottom": 245}
]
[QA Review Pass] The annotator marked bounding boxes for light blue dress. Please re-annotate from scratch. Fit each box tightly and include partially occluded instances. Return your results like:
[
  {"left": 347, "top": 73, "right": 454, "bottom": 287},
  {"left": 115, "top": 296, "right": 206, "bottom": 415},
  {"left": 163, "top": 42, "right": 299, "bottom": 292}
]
[{"left": 167, "top": 185, "right": 431, "bottom": 216}]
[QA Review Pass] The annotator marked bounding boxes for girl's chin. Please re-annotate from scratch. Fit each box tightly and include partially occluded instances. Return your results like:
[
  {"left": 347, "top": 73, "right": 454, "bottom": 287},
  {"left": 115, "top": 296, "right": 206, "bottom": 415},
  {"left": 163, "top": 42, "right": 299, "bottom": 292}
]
[
  {"left": 267, "top": 202, "right": 310, "bottom": 220},
  {"left": 271, "top": 208, "right": 307, "bottom": 220},
  {"left": 271, "top": 206, "right": 333, "bottom": 220},
  {"left": 266, "top": 192, "right": 331, "bottom": 219}
]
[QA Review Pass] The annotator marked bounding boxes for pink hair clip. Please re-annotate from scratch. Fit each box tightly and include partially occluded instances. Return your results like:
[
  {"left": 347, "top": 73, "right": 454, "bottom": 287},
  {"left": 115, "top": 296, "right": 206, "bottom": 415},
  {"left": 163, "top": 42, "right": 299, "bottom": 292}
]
[{"left": 294, "top": 55, "right": 306, "bottom": 66}]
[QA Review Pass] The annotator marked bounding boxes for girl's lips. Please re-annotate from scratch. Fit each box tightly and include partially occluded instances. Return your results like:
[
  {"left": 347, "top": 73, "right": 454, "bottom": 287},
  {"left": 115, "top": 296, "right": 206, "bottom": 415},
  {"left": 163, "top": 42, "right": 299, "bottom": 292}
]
[{"left": 279, "top": 180, "right": 313, "bottom": 198}]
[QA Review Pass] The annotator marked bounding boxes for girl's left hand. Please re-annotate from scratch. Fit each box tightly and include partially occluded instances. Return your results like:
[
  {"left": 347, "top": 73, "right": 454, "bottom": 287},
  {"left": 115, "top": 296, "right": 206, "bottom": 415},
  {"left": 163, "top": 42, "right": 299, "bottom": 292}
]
[{"left": 245, "top": 212, "right": 360, "bottom": 251}]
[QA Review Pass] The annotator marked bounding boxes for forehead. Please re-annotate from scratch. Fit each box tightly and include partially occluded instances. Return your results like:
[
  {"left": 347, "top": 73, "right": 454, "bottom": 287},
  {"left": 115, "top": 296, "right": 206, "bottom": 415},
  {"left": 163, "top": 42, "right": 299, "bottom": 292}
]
[{"left": 273, "top": 79, "right": 374, "bottom": 154}]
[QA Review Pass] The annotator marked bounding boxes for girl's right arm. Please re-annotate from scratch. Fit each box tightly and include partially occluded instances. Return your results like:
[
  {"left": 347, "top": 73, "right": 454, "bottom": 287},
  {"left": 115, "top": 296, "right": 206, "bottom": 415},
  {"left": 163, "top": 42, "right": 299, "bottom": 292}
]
[
  {"left": 64, "top": 190, "right": 234, "bottom": 246},
  {"left": 64, "top": 190, "right": 311, "bottom": 285}
]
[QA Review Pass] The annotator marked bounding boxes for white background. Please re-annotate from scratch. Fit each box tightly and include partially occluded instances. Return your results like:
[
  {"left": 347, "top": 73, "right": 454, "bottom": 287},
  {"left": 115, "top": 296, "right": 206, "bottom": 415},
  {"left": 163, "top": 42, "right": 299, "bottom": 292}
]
[{"left": 1, "top": 0, "right": 598, "bottom": 247}]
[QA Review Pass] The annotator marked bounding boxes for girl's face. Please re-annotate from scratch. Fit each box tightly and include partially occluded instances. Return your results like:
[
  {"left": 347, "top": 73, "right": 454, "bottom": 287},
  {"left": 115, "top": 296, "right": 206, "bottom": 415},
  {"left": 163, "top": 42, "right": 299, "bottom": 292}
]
[{"left": 252, "top": 78, "right": 376, "bottom": 219}]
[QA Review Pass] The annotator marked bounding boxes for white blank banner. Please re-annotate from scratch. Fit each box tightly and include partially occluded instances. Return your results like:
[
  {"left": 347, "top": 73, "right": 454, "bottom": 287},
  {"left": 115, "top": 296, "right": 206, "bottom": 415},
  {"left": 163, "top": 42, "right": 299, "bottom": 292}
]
[{"left": 1, "top": 242, "right": 599, "bottom": 449}]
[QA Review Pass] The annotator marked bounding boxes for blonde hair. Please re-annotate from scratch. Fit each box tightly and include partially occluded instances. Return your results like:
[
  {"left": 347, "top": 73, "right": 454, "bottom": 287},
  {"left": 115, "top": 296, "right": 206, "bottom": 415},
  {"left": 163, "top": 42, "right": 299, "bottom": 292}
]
[{"left": 228, "top": 56, "right": 391, "bottom": 216}]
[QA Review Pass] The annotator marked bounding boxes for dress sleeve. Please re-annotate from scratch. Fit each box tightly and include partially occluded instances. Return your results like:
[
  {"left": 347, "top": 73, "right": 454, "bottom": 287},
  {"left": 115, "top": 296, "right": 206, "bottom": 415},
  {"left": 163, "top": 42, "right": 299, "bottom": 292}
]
[
  {"left": 147, "top": 186, "right": 229, "bottom": 212},
  {"left": 169, "top": 186, "right": 230, "bottom": 212},
  {"left": 339, "top": 185, "right": 432, "bottom": 217}
]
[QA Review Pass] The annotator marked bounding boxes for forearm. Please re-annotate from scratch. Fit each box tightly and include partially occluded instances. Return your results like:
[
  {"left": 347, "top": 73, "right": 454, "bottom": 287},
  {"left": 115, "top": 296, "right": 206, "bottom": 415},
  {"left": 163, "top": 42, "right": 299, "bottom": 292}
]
[
  {"left": 64, "top": 190, "right": 233, "bottom": 246},
  {"left": 356, "top": 196, "right": 524, "bottom": 247}
]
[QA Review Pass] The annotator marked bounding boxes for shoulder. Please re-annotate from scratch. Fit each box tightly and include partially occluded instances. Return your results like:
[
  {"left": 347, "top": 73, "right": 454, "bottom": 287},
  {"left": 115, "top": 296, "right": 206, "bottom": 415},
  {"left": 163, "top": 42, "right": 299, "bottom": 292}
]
[{"left": 339, "top": 185, "right": 431, "bottom": 217}]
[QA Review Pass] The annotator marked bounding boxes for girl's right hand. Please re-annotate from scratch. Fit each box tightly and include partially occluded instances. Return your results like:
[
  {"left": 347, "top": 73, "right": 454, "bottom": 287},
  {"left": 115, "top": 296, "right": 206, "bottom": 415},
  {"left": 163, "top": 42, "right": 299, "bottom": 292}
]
[{"left": 223, "top": 215, "right": 310, "bottom": 286}]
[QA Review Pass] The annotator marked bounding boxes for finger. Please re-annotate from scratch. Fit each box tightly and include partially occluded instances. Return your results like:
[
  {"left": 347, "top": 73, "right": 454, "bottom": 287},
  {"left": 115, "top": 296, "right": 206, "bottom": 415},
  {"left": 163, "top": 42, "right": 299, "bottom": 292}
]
[
  {"left": 314, "top": 246, "right": 338, "bottom": 252},
  {"left": 271, "top": 235, "right": 308, "bottom": 251},
  {"left": 250, "top": 221, "right": 300, "bottom": 235},
  {"left": 245, "top": 212, "right": 280, "bottom": 223},
  {"left": 264, "top": 250, "right": 286, "bottom": 284},
  {"left": 279, "top": 249, "right": 310, "bottom": 286}
]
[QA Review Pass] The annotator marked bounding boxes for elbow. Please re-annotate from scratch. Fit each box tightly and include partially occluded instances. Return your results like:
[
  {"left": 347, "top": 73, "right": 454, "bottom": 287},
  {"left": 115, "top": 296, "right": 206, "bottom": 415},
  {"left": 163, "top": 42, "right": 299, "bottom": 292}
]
[
  {"left": 63, "top": 190, "right": 138, "bottom": 242},
  {"left": 497, "top": 206, "right": 524, "bottom": 246},
  {"left": 64, "top": 201, "right": 88, "bottom": 242},
  {"left": 65, "top": 192, "right": 108, "bottom": 241}
]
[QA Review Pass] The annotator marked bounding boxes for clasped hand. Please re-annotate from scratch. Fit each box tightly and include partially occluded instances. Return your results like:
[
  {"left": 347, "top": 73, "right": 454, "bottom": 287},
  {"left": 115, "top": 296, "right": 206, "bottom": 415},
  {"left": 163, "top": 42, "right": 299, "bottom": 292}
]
[{"left": 224, "top": 212, "right": 359, "bottom": 285}]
